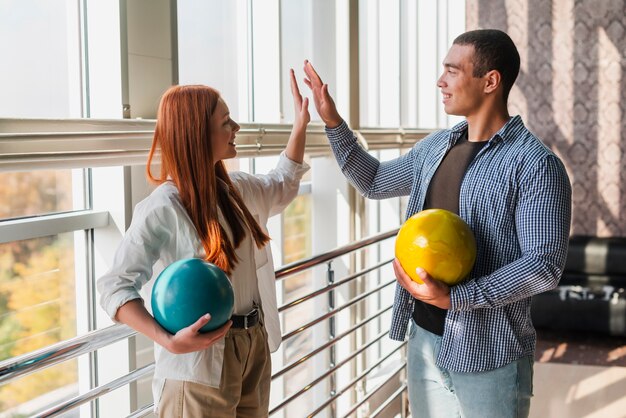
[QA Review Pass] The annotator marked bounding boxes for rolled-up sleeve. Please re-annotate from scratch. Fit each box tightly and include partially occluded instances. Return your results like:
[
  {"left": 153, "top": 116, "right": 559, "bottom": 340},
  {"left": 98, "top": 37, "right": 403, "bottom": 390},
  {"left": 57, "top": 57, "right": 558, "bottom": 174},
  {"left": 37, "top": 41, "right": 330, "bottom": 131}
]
[
  {"left": 232, "top": 152, "right": 310, "bottom": 218},
  {"left": 97, "top": 204, "right": 174, "bottom": 320}
]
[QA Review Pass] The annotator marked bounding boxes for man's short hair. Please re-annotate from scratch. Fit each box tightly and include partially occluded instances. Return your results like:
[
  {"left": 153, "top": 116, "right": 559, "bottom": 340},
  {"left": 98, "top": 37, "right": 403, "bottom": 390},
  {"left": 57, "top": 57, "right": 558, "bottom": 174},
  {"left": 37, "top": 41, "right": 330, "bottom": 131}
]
[{"left": 453, "top": 29, "right": 521, "bottom": 101}]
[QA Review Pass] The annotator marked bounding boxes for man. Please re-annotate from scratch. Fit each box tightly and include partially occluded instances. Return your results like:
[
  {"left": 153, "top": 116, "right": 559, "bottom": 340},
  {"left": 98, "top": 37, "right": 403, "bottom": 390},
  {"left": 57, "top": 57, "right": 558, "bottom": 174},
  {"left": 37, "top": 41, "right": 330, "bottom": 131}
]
[{"left": 304, "top": 29, "right": 571, "bottom": 417}]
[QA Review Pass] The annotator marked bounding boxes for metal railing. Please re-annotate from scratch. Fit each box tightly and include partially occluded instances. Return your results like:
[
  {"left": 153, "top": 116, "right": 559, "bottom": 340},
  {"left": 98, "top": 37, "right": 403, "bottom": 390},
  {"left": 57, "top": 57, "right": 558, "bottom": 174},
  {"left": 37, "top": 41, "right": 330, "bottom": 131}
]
[
  {"left": 0, "top": 228, "right": 406, "bottom": 418},
  {"left": 0, "top": 118, "right": 430, "bottom": 171}
]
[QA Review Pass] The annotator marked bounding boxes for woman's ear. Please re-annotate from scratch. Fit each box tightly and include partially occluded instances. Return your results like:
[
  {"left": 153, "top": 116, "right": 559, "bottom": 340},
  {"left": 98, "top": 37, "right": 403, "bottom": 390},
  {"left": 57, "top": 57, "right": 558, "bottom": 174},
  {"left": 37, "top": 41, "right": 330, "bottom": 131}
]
[{"left": 484, "top": 69, "right": 501, "bottom": 95}]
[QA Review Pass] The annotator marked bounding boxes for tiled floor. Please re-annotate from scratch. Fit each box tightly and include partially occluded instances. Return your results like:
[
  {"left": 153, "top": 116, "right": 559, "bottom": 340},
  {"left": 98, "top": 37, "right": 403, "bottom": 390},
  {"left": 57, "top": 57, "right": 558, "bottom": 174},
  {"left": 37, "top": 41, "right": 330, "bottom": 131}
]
[
  {"left": 535, "top": 328, "right": 626, "bottom": 367},
  {"left": 531, "top": 329, "right": 626, "bottom": 417}
]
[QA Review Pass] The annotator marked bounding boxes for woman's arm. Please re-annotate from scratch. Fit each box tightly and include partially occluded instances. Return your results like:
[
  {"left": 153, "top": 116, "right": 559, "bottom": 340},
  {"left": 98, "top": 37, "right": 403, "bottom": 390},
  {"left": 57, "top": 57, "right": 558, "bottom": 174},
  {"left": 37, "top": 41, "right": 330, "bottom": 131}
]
[
  {"left": 116, "top": 299, "right": 231, "bottom": 354},
  {"left": 284, "top": 68, "right": 310, "bottom": 164},
  {"left": 229, "top": 70, "right": 311, "bottom": 217},
  {"left": 98, "top": 202, "right": 231, "bottom": 354}
]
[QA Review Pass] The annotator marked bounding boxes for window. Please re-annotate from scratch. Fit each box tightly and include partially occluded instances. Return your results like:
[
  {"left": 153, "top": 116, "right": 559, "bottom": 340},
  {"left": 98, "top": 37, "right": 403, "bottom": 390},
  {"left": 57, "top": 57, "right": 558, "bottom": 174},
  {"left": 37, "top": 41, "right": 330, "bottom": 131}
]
[
  {"left": 0, "top": 0, "right": 82, "bottom": 118},
  {"left": 0, "top": 170, "right": 87, "bottom": 219},
  {"left": 0, "top": 1, "right": 466, "bottom": 416},
  {"left": 0, "top": 233, "right": 80, "bottom": 413},
  {"left": 177, "top": 0, "right": 251, "bottom": 122},
  {"left": 360, "top": 0, "right": 466, "bottom": 129}
]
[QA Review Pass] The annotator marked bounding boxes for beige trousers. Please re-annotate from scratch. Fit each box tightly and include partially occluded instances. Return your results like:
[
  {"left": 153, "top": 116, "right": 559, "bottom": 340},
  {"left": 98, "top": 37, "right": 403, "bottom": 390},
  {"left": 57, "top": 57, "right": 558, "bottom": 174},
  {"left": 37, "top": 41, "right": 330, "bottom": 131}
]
[{"left": 159, "top": 324, "right": 271, "bottom": 418}]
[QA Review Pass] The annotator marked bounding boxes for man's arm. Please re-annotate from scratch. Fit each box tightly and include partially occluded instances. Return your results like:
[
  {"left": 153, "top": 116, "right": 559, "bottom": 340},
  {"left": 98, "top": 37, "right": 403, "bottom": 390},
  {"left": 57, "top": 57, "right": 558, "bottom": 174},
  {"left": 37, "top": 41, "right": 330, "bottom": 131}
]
[
  {"left": 304, "top": 60, "right": 417, "bottom": 199},
  {"left": 450, "top": 155, "right": 572, "bottom": 311},
  {"left": 394, "top": 154, "right": 571, "bottom": 310}
]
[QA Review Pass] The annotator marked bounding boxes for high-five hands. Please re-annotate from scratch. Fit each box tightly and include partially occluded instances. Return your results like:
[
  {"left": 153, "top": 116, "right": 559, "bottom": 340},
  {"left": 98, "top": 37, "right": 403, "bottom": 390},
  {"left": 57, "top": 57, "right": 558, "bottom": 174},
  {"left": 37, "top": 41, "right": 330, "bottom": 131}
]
[
  {"left": 392, "top": 259, "right": 451, "bottom": 309},
  {"left": 302, "top": 60, "right": 343, "bottom": 128}
]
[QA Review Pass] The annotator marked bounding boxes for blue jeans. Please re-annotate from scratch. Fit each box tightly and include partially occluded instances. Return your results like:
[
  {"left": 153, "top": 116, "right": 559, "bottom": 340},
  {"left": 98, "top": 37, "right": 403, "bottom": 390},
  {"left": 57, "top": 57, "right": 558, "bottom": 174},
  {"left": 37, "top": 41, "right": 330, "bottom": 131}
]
[{"left": 407, "top": 320, "right": 533, "bottom": 418}]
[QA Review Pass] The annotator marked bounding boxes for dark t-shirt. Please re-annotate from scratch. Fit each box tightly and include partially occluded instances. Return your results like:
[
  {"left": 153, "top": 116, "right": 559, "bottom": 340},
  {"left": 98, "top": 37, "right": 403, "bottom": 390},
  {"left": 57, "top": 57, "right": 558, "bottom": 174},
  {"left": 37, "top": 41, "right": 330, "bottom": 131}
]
[{"left": 412, "top": 132, "right": 486, "bottom": 335}]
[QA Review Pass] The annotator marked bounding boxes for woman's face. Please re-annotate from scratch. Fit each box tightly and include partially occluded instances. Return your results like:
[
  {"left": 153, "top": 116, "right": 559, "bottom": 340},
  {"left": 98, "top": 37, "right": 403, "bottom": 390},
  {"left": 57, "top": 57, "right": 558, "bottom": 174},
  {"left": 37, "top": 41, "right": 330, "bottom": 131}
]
[{"left": 210, "top": 98, "right": 240, "bottom": 163}]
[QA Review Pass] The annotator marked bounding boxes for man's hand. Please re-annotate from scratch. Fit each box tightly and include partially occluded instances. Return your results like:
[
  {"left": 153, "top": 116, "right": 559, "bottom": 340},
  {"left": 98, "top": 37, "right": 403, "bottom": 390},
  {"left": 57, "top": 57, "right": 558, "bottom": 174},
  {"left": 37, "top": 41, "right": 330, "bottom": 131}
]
[
  {"left": 302, "top": 60, "right": 343, "bottom": 128},
  {"left": 392, "top": 259, "right": 451, "bottom": 309}
]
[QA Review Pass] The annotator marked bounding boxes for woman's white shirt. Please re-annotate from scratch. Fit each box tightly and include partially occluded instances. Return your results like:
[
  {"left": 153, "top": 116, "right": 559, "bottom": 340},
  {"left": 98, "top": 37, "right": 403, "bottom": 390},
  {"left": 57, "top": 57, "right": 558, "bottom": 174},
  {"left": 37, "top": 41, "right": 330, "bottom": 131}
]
[{"left": 97, "top": 152, "right": 309, "bottom": 401}]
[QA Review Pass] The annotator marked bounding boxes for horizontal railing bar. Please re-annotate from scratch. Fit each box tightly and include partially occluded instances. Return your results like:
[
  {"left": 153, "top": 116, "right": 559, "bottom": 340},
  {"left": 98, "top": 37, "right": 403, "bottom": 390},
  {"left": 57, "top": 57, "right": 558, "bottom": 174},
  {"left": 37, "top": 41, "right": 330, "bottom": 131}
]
[
  {"left": 358, "top": 126, "right": 432, "bottom": 136},
  {"left": 0, "top": 118, "right": 157, "bottom": 133},
  {"left": 269, "top": 330, "right": 389, "bottom": 415},
  {"left": 275, "top": 229, "right": 398, "bottom": 280},
  {"left": 307, "top": 343, "right": 405, "bottom": 417},
  {"left": 272, "top": 305, "right": 393, "bottom": 380},
  {"left": 0, "top": 324, "right": 136, "bottom": 385},
  {"left": 1, "top": 118, "right": 431, "bottom": 140},
  {"left": 126, "top": 402, "right": 154, "bottom": 418},
  {"left": 0, "top": 119, "right": 331, "bottom": 135},
  {"left": 0, "top": 229, "right": 397, "bottom": 384},
  {"left": 0, "top": 225, "right": 404, "bottom": 416},
  {"left": 371, "top": 383, "right": 407, "bottom": 418},
  {"left": 34, "top": 363, "right": 155, "bottom": 418},
  {"left": 89, "top": 346, "right": 406, "bottom": 418},
  {"left": 0, "top": 210, "right": 110, "bottom": 244},
  {"left": 278, "top": 259, "right": 392, "bottom": 313},
  {"left": 281, "top": 278, "right": 395, "bottom": 342},
  {"left": 0, "top": 120, "right": 332, "bottom": 171},
  {"left": 0, "top": 132, "right": 153, "bottom": 152},
  {"left": 0, "top": 143, "right": 330, "bottom": 171},
  {"left": 127, "top": 342, "right": 404, "bottom": 418},
  {"left": 0, "top": 118, "right": 432, "bottom": 171},
  {"left": 0, "top": 151, "right": 154, "bottom": 172},
  {"left": 340, "top": 364, "right": 405, "bottom": 418},
  {"left": 2, "top": 130, "right": 153, "bottom": 138}
]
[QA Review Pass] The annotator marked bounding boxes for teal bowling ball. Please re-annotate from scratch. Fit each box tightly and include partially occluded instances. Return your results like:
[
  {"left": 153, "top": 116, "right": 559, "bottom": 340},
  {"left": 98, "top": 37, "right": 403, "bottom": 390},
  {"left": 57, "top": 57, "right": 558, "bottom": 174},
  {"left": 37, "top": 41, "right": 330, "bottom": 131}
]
[{"left": 151, "top": 258, "right": 234, "bottom": 334}]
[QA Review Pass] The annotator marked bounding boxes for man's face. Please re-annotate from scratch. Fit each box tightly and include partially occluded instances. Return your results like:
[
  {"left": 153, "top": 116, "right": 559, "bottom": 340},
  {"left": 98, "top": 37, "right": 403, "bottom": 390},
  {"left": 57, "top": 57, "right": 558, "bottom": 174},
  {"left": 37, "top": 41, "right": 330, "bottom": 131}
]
[{"left": 437, "top": 44, "right": 486, "bottom": 117}]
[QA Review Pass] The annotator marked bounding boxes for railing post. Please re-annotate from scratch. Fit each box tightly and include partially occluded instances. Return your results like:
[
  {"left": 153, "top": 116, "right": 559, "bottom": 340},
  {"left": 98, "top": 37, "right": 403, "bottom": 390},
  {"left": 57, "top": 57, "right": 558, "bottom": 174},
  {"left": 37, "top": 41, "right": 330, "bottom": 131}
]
[
  {"left": 402, "top": 389, "right": 409, "bottom": 418},
  {"left": 327, "top": 260, "right": 337, "bottom": 418},
  {"left": 401, "top": 346, "right": 409, "bottom": 418}
]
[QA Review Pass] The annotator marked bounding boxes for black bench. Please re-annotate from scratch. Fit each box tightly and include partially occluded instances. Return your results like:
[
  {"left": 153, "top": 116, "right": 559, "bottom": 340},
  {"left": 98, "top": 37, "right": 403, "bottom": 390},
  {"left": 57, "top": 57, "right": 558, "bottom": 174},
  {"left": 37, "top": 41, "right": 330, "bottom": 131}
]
[{"left": 531, "top": 236, "right": 626, "bottom": 336}]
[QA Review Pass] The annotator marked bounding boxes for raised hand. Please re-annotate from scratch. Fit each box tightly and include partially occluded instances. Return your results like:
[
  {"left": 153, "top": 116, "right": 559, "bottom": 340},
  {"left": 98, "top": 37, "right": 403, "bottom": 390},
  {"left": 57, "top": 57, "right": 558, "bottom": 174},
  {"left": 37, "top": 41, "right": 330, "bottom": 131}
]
[
  {"left": 302, "top": 60, "right": 343, "bottom": 128},
  {"left": 392, "top": 259, "right": 451, "bottom": 309},
  {"left": 290, "top": 68, "right": 310, "bottom": 131},
  {"left": 167, "top": 314, "right": 232, "bottom": 354},
  {"left": 285, "top": 68, "right": 309, "bottom": 164}
]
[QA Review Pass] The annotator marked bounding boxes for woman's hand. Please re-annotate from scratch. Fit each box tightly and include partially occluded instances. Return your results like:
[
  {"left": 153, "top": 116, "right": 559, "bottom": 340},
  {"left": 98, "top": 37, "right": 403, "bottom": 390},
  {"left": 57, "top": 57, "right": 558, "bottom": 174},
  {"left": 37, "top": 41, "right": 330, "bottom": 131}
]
[
  {"left": 303, "top": 59, "right": 342, "bottom": 128},
  {"left": 290, "top": 68, "right": 310, "bottom": 131},
  {"left": 285, "top": 68, "right": 309, "bottom": 164},
  {"left": 166, "top": 314, "right": 232, "bottom": 354},
  {"left": 115, "top": 299, "right": 231, "bottom": 354}
]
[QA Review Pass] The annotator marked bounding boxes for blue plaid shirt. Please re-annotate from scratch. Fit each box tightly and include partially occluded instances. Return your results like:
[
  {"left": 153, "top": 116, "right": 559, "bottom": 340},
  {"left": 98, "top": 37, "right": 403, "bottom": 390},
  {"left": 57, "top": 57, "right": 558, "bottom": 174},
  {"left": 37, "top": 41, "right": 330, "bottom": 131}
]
[{"left": 326, "top": 116, "right": 572, "bottom": 373}]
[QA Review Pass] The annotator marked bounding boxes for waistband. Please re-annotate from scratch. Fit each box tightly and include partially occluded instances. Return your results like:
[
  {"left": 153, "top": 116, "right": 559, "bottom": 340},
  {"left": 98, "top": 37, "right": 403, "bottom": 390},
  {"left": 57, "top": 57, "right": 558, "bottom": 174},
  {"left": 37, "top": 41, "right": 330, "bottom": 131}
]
[{"left": 230, "top": 307, "right": 259, "bottom": 329}]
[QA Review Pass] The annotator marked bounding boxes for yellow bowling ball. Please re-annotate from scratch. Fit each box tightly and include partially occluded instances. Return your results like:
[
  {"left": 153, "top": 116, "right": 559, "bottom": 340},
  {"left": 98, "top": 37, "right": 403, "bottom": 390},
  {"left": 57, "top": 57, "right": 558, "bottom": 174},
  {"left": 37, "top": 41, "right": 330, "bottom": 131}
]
[{"left": 395, "top": 209, "right": 476, "bottom": 285}]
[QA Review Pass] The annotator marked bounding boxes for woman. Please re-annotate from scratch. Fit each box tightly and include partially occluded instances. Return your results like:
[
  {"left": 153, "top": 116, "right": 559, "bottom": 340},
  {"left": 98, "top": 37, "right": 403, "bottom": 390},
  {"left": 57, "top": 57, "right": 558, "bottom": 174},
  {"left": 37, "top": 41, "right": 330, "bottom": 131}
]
[{"left": 97, "top": 69, "right": 310, "bottom": 417}]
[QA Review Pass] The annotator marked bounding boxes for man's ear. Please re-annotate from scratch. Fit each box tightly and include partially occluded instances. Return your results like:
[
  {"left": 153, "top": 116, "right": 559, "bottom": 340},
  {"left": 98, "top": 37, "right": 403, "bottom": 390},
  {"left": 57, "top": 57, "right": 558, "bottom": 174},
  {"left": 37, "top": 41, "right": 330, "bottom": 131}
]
[{"left": 484, "top": 70, "right": 501, "bottom": 94}]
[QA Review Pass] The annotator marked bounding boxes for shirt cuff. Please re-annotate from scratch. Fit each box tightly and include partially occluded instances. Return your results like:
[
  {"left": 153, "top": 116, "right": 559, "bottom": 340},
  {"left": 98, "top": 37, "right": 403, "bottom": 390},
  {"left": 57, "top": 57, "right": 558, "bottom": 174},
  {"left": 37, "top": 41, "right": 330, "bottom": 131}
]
[
  {"left": 103, "top": 292, "right": 143, "bottom": 322},
  {"left": 449, "top": 283, "right": 472, "bottom": 311},
  {"left": 324, "top": 120, "right": 350, "bottom": 142},
  {"left": 278, "top": 151, "right": 311, "bottom": 176}
]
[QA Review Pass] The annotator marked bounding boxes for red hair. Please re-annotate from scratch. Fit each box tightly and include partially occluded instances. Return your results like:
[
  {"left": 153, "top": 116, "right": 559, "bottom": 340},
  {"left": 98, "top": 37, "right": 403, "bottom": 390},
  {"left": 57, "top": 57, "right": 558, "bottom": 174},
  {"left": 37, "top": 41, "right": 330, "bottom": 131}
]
[{"left": 146, "top": 85, "right": 270, "bottom": 274}]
